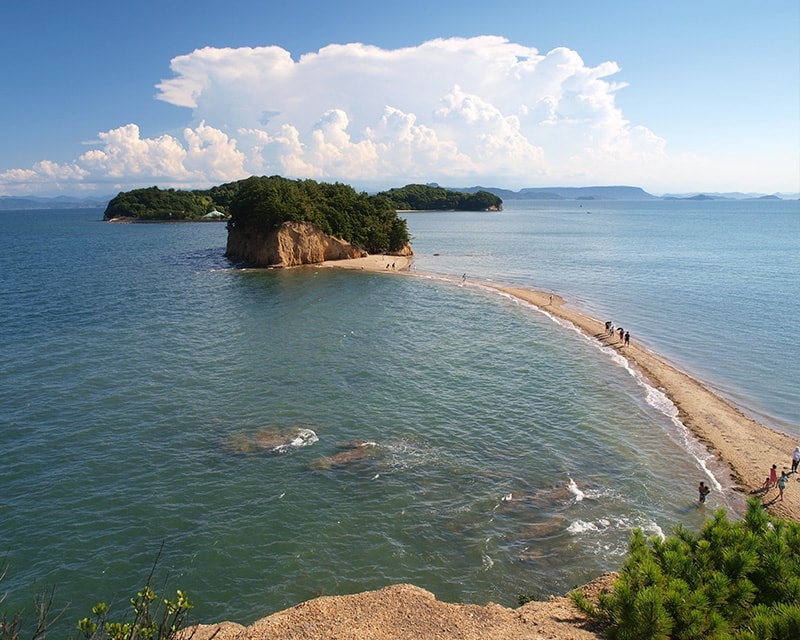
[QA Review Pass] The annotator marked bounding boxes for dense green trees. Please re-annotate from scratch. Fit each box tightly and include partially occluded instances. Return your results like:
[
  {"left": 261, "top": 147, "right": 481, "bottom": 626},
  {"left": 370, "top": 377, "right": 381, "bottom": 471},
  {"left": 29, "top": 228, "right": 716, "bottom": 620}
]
[
  {"left": 102, "top": 176, "right": 414, "bottom": 254},
  {"left": 101, "top": 177, "right": 504, "bottom": 253},
  {"left": 103, "top": 187, "right": 215, "bottom": 221},
  {"left": 226, "top": 176, "right": 410, "bottom": 253},
  {"left": 572, "top": 498, "right": 800, "bottom": 639},
  {"left": 376, "top": 184, "right": 502, "bottom": 211}
]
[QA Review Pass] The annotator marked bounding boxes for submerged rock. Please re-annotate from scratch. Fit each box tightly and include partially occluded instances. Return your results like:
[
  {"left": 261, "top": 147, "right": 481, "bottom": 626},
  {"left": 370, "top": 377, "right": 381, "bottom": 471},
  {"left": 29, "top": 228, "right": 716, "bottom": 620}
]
[
  {"left": 228, "top": 427, "right": 318, "bottom": 454},
  {"left": 310, "top": 440, "right": 382, "bottom": 470}
]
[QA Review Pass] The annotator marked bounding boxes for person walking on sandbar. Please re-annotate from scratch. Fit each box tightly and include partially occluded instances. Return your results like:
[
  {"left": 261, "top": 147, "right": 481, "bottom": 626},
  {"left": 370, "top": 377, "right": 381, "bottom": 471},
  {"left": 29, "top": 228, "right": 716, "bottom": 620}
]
[
  {"left": 792, "top": 446, "right": 800, "bottom": 474},
  {"left": 769, "top": 464, "right": 778, "bottom": 488},
  {"left": 778, "top": 471, "right": 788, "bottom": 501}
]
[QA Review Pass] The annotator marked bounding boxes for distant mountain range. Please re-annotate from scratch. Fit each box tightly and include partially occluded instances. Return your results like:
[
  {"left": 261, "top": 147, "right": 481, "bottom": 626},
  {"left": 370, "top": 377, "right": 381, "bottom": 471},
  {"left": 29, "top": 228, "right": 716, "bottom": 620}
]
[
  {"left": 0, "top": 194, "right": 114, "bottom": 210},
  {"left": 452, "top": 185, "right": 799, "bottom": 201},
  {"left": 1, "top": 186, "right": 797, "bottom": 210}
]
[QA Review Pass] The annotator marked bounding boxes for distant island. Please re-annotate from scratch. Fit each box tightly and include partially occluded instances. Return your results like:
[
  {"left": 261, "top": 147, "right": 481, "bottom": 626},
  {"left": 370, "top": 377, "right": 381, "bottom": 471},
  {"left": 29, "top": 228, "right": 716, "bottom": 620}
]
[
  {"left": 0, "top": 194, "right": 112, "bottom": 210},
  {"left": 1, "top": 183, "right": 796, "bottom": 212},
  {"left": 376, "top": 184, "right": 502, "bottom": 211}
]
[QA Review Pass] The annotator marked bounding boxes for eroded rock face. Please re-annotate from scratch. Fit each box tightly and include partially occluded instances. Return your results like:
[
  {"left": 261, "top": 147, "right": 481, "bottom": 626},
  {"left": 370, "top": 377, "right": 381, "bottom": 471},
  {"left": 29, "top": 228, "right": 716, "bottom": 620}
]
[{"left": 225, "top": 221, "right": 366, "bottom": 267}]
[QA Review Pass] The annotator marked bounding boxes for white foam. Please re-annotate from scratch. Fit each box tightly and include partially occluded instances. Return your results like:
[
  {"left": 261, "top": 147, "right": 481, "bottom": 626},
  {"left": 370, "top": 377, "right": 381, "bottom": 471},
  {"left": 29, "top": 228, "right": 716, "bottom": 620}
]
[
  {"left": 272, "top": 428, "right": 319, "bottom": 453},
  {"left": 567, "top": 478, "right": 585, "bottom": 502},
  {"left": 567, "top": 519, "right": 599, "bottom": 534},
  {"left": 567, "top": 514, "right": 664, "bottom": 542},
  {"left": 633, "top": 374, "right": 725, "bottom": 492},
  {"left": 643, "top": 521, "right": 666, "bottom": 541}
]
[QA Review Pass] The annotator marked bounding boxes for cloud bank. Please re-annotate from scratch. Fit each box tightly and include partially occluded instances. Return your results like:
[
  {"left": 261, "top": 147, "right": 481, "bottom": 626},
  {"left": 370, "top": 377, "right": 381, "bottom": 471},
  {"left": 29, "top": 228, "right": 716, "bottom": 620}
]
[{"left": 2, "top": 36, "right": 677, "bottom": 195}]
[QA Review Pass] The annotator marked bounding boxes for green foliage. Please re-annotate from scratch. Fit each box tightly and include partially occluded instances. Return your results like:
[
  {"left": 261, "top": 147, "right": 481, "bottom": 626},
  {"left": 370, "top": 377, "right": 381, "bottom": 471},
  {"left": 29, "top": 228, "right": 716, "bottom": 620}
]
[
  {"left": 104, "top": 187, "right": 215, "bottom": 221},
  {"left": 0, "top": 551, "right": 195, "bottom": 640},
  {"left": 77, "top": 585, "right": 194, "bottom": 640},
  {"left": 375, "top": 184, "right": 503, "bottom": 211},
  {"left": 102, "top": 176, "right": 413, "bottom": 253},
  {"left": 227, "top": 175, "right": 410, "bottom": 253},
  {"left": 571, "top": 498, "right": 800, "bottom": 640}
]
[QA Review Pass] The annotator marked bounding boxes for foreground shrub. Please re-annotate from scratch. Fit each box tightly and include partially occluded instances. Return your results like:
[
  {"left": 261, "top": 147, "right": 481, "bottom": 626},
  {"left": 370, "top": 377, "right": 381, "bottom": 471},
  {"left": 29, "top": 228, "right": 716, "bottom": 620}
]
[
  {"left": 76, "top": 584, "right": 193, "bottom": 640},
  {"left": 571, "top": 497, "right": 800, "bottom": 639},
  {"left": 0, "top": 549, "right": 197, "bottom": 640}
]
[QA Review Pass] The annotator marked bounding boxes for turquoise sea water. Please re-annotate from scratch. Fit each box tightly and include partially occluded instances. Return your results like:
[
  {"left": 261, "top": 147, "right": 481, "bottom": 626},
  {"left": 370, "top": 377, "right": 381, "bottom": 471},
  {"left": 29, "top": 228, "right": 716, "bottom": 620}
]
[{"left": 0, "top": 200, "right": 797, "bottom": 630}]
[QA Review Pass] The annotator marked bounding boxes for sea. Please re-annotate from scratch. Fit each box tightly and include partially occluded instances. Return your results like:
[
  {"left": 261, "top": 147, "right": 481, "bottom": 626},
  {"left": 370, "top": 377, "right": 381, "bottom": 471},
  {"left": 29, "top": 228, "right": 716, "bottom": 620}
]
[{"left": 1, "top": 198, "right": 798, "bottom": 631}]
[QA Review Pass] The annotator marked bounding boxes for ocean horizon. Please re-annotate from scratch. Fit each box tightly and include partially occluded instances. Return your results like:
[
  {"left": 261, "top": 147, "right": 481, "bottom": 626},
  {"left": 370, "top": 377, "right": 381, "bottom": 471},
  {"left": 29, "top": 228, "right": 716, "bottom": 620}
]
[{"left": 1, "top": 198, "right": 797, "bottom": 630}]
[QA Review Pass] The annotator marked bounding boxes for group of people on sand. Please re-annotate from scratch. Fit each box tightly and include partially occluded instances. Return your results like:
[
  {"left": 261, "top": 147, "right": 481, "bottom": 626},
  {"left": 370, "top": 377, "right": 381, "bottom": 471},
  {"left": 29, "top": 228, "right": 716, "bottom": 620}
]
[
  {"left": 604, "top": 321, "right": 630, "bottom": 347},
  {"left": 699, "top": 447, "right": 800, "bottom": 506},
  {"left": 757, "top": 446, "right": 800, "bottom": 502}
]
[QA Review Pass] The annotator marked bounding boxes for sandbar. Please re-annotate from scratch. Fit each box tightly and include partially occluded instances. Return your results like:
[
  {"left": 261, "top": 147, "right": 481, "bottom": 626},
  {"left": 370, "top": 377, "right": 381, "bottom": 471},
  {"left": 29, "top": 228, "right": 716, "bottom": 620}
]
[
  {"left": 320, "top": 254, "right": 800, "bottom": 522},
  {"left": 318, "top": 253, "right": 413, "bottom": 272}
]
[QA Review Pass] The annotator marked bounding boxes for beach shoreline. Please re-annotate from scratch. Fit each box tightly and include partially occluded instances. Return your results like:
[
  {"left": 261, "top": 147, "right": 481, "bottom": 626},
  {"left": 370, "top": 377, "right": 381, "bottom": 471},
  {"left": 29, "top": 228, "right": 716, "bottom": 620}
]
[{"left": 319, "top": 254, "right": 800, "bottom": 522}]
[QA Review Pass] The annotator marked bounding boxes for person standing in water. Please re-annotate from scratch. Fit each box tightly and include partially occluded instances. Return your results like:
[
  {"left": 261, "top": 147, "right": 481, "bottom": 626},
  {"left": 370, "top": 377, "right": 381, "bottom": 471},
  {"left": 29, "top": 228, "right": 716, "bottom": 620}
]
[{"left": 698, "top": 481, "right": 711, "bottom": 503}]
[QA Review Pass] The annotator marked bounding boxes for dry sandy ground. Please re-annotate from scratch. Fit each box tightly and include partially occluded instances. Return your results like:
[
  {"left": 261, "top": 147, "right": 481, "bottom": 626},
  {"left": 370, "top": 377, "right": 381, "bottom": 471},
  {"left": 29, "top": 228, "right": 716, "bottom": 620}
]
[
  {"left": 200, "top": 253, "right": 798, "bottom": 639},
  {"left": 317, "top": 253, "right": 414, "bottom": 272}
]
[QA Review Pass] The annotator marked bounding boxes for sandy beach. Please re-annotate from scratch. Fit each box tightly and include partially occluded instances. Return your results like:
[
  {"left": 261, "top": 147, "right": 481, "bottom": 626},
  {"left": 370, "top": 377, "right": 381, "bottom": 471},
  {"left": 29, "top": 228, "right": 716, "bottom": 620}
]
[
  {"left": 318, "top": 253, "right": 414, "bottom": 272},
  {"left": 320, "top": 254, "right": 800, "bottom": 522}
]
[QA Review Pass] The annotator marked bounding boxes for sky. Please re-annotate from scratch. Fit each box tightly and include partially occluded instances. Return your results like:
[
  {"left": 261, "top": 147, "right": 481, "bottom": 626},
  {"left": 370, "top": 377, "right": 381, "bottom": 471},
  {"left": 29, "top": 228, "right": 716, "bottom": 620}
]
[{"left": 1, "top": 0, "right": 798, "bottom": 197}]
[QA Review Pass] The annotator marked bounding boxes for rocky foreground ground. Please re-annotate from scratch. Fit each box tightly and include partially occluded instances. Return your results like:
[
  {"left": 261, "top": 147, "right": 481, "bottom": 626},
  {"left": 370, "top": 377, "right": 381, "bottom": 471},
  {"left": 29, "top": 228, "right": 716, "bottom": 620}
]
[{"left": 186, "top": 574, "right": 614, "bottom": 640}]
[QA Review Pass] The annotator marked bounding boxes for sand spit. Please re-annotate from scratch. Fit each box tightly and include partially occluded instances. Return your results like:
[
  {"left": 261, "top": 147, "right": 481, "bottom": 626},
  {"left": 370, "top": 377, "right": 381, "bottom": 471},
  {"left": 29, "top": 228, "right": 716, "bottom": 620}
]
[
  {"left": 493, "top": 285, "right": 799, "bottom": 523},
  {"left": 320, "top": 254, "right": 799, "bottom": 522}
]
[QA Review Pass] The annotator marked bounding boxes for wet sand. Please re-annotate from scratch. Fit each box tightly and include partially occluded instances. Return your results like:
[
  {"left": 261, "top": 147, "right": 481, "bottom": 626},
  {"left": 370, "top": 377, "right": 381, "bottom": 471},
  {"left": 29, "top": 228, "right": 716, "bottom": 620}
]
[{"left": 320, "top": 254, "right": 800, "bottom": 522}]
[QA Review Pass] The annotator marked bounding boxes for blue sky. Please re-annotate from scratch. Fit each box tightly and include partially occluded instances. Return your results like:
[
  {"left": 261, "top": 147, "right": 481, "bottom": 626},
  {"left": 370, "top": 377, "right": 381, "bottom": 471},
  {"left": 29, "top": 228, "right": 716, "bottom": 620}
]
[{"left": 1, "top": 0, "right": 798, "bottom": 196}]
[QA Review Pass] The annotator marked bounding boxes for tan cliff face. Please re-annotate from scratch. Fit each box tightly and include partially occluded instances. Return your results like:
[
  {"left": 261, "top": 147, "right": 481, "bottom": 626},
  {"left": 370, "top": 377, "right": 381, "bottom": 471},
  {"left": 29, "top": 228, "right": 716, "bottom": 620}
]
[{"left": 225, "top": 221, "right": 366, "bottom": 267}]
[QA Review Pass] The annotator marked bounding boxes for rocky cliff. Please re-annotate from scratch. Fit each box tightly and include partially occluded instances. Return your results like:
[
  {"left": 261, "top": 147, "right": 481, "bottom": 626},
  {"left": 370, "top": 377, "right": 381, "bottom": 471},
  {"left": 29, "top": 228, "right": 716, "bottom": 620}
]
[
  {"left": 226, "top": 220, "right": 412, "bottom": 267},
  {"left": 225, "top": 221, "right": 364, "bottom": 267},
  {"left": 186, "top": 576, "right": 614, "bottom": 639}
]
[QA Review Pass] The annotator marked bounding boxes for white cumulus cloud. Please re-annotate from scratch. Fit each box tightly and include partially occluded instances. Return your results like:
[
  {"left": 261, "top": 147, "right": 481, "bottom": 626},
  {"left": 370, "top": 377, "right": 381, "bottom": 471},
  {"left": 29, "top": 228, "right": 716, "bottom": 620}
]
[{"left": 1, "top": 36, "right": 678, "bottom": 195}]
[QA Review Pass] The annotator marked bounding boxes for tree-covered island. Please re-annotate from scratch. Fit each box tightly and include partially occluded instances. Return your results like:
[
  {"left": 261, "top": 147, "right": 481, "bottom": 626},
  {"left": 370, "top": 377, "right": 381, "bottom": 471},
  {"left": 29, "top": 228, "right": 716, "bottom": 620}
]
[
  {"left": 225, "top": 176, "right": 409, "bottom": 255},
  {"left": 102, "top": 178, "right": 504, "bottom": 262},
  {"left": 375, "top": 184, "right": 503, "bottom": 211},
  {"left": 104, "top": 179, "right": 502, "bottom": 221}
]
